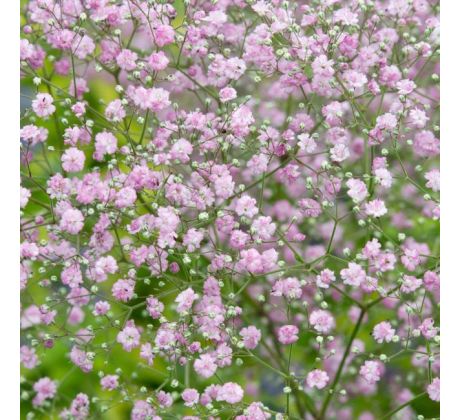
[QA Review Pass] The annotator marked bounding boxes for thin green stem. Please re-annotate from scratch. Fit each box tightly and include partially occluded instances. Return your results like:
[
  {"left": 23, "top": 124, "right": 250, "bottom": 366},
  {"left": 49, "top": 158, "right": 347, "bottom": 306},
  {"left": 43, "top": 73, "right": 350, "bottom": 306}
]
[
  {"left": 379, "top": 392, "right": 427, "bottom": 420},
  {"left": 319, "top": 308, "right": 366, "bottom": 419}
]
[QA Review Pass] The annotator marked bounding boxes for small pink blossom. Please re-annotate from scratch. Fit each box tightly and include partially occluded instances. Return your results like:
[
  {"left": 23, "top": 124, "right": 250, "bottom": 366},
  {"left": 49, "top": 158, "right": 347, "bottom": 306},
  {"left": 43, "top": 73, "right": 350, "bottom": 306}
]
[
  {"left": 340, "top": 262, "right": 366, "bottom": 287},
  {"left": 316, "top": 269, "right": 336, "bottom": 289},
  {"left": 182, "top": 388, "right": 200, "bottom": 407},
  {"left": 62, "top": 147, "right": 85, "bottom": 172},
  {"left": 346, "top": 179, "right": 368, "bottom": 202},
  {"left": 60, "top": 209, "right": 84, "bottom": 234},
  {"left": 32, "top": 93, "right": 56, "bottom": 117},
  {"left": 216, "top": 382, "right": 244, "bottom": 404},
  {"left": 372, "top": 321, "right": 395, "bottom": 343},
  {"left": 100, "top": 375, "right": 119, "bottom": 391},
  {"left": 116, "top": 49, "right": 138, "bottom": 71},
  {"left": 309, "top": 310, "right": 335, "bottom": 334},
  {"left": 364, "top": 199, "right": 388, "bottom": 218},
  {"left": 427, "top": 378, "right": 440, "bottom": 402},
  {"left": 219, "top": 87, "right": 237, "bottom": 102},
  {"left": 112, "top": 278, "right": 135, "bottom": 302},
  {"left": 277, "top": 324, "right": 299, "bottom": 345},
  {"left": 175, "top": 287, "right": 199, "bottom": 314},
  {"left": 194, "top": 353, "right": 217, "bottom": 378},
  {"left": 240, "top": 326, "right": 262, "bottom": 350},
  {"left": 306, "top": 369, "right": 329, "bottom": 389},
  {"left": 33, "top": 377, "right": 57, "bottom": 407},
  {"left": 235, "top": 195, "right": 259, "bottom": 218},
  {"left": 359, "top": 360, "right": 384, "bottom": 384},
  {"left": 117, "top": 320, "right": 141, "bottom": 352}
]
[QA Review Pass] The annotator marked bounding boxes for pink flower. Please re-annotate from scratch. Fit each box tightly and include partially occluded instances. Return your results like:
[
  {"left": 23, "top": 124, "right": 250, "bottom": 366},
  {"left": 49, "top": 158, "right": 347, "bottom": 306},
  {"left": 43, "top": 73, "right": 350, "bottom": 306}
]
[
  {"left": 427, "top": 377, "right": 440, "bottom": 402},
  {"left": 372, "top": 321, "right": 395, "bottom": 343},
  {"left": 101, "top": 375, "right": 119, "bottom": 391},
  {"left": 322, "top": 101, "right": 345, "bottom": 126},
  {"left": 170, "top": 138, "right": 193, "bottom": 163},
  {"left": 73, "top": 34, "right": 95, "bottom": 60},
  {"left": 157, "top": 391, "right": 173, "bottom": 408},
  {"left": 409, "top": 108, "right": 429, "bottom": 128},
  {"left": 330, "top": 143, "right": 350, "bottom": 162},
  {"left": 379, "top": 65, "right": 401, "bottom": 88},
  {"left": 396, "top": 79, "right": 416, "bottom": 95},
  {"left": 219, "top": 87, "right": 237, "bottom": 102},
  {"left": 277, "top": 325, "right": 299, "bottom": 344},
  {"left": 425, "top": 169, "right": 440, "bottom": 192},
  {"left": 32, "top": 93, "right": 55, "bottom": 117},
  {"left": 148, "top": 51, "right": 169, "bottom": 71},
  {"left": 364, "top": 199, "right": 388, "bottom": 218},
  {"left": 69, "top": 77, "right": 89, "bottom": 99},
  {"left": 251, "top": 216, "right": 276, "bottom": 241},
  {"left": 401, "top": 248, "right": 421, "bottom": 271},
  {"left": 183, "top": 228, "right": 204, "bottom": 252},
  {"left": 20, "top": 241, "right": 39, "bottom": 259},
  {"left": 70, "top": 346, "right": 93, "bottom": 373},
  {"left": 316, "top": 269, "right": 336, "bottom": 289},
  {"left": 375, "top": 113, "right": 397, "bottom": 131},
  {"left": 147, "top": 296, "right": 165, "bottom": 319},
  {"left": 359, "top": 360, "right": 384, "bottom": 384},
  {"left": 309, "top": 310, "right": 335, "bottom": 334},
  {"left": 306, "top": 369, "right": 329, "bottom": 389},
  {"left": 240, "top": 326, "right": 262, "bottom": 349},
  {"left": 175, "top": 287, "right": 199, "bottom": 314},
  {"left": 340, "top": 262, "right": 366, "bottom": 287},
  {"left": 94, "top": 131, "right": 117, "bottom": 161},
  {"left": 343, "top": 69, "right": 367, "bottom": 90},
  {"left": 194, "top": 353, "right": 217, "bottom": 378},
  {"left": 62, "top": 147, "right": 85, "bottom": 172},
  {"left": 105, "top": 99, "right": 126, "bottom": 122},
  {"left": 214, "top": 343, "right": 232, "bottom": 367},
  {"left": 93, "top": 301, "right": 110, "bottom": 316},
  {"left": 153, "top": 24, "right": 175, "bottom": 47},
  {"left": 272, "top": 277, "right": 302, "bottom": 299},
  {"left": 140, "top": 343, "right": 155, "bottom": 366},
  {"left": 92, "top": 256, "right": 118, "bottom": 282},
  {"left": 115, "top": 187, "right": 137, "bottom": 208},
  {"left": 20, "top": 187, "right": 31, "bottom": 208},
  {"left": 216, "top": 382, "right": 244, "bottom": 404},
  {"left": 414, "top": 130, "right": 440, "bottom": 157},
  {"left": 130, "top": 86, "right": 171, "bottom": 112},
  {"left": 346, "top": 179, "right": 368, "bottom": 202},
  {"left": 299, "top": 198, "right": 322, "bottom": 217},
  {"left": 33, "top": 377, "right": 57, "bottom": 407},
  {"left": 182, "top": 388, "right": 200, "bottom": 407},
  {"left": 112, "top": 279, "right": 135, "bottom": 302},
  {"left": 72, "top": 102, "right": 86, "bottom": 117},
  {"left": 116, "top": 49, "right": 138, "bottom": 71},
  {"left": 60, "top": 209, "right": 84, "bottom": 234},
  {"left": 231, "top": 105, "right": 254, "bottom": 137},
  {"left": 401, "top": 275, "right": 422, "bottom": 293},
  {"left": 239, "top": 402, "right": 271, "bottom": 419},
  {"left": 131, "top": 400, "right": 157, "bottom": 420},
  {"left": 424, "top": 271, "right": 440, "bottom": 291},
  {"left": 21, "top": 345, "right": 38, "bottom": 369},
  {"left": 117, "top": 320, "right": 140, "bottom": 352},
  {"left": 374, "top": 168, "right": 393, "bottom": 188},
  {"left": 298, "top": 133, "right": 317, "bottom": 152},
  {"left": 419, "top": 318, "right": 438, "bottom": 339},
  {"left": 235, "top": 195, "right": 259, "bottom": 218},
  {"left": 20, "top": 124, "right": 48, "bottom": 145},
  {"left": 237, "top": 248, "right": 279, "bottom": 274},
  {"left": 69, "top": 393, "right": 90, "bottom": 418}
]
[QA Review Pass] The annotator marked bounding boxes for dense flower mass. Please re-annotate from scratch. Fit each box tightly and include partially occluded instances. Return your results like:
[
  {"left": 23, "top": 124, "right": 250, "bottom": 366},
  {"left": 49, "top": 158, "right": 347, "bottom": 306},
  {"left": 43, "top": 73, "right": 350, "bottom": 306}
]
[{"left": 20, "top": 0, "right": 440, "bottom": 418}]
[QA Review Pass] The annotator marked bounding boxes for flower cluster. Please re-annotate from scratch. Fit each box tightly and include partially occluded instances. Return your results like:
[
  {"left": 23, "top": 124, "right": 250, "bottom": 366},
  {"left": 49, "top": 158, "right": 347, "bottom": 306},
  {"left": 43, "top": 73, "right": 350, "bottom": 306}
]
[{"left": 20, "top": 0, "right": 440, "bottom": 418}]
